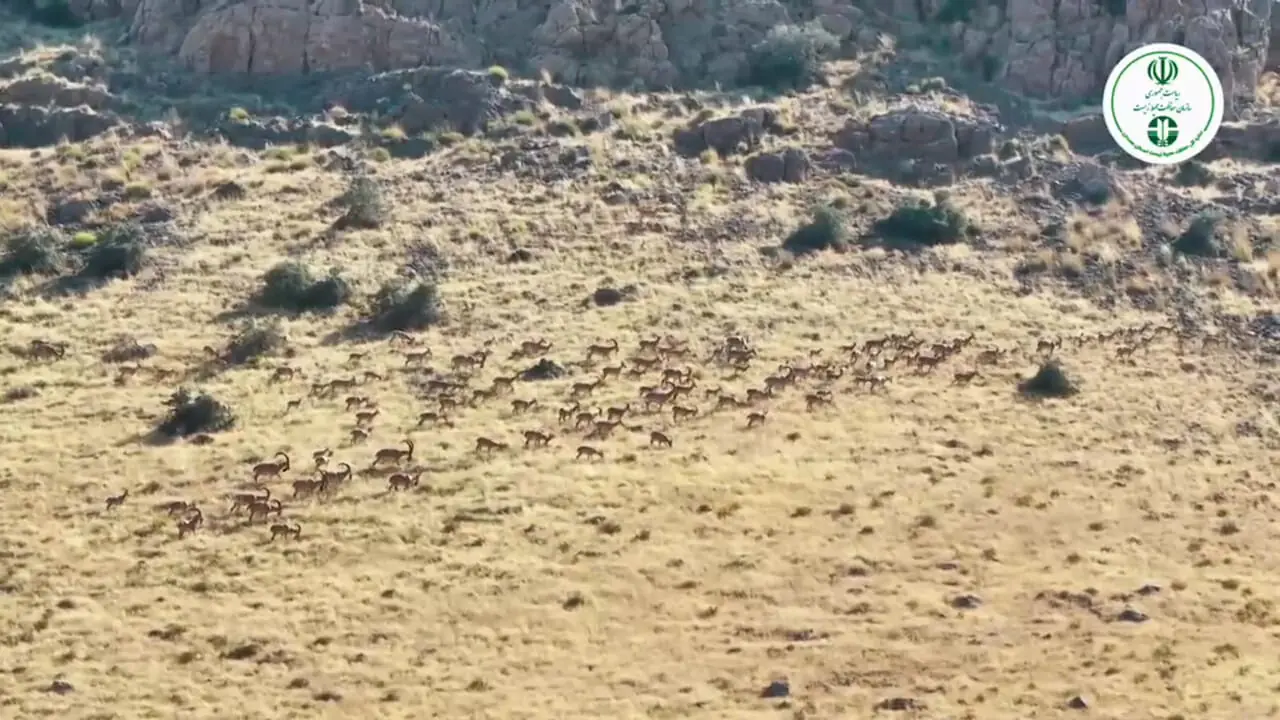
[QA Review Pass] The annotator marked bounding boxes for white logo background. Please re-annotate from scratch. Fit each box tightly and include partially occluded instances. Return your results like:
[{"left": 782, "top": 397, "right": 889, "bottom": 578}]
[{"left": 1102, "top": 43, "right": 1224, "bottom": 166}]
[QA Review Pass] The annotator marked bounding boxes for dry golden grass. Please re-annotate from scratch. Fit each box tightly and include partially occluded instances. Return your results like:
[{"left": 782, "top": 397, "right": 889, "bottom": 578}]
[{"left": 2, "top": 122, "right": 1280, "bottom": 720}]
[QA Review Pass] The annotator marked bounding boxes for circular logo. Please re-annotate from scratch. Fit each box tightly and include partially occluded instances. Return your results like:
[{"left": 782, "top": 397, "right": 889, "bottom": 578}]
[{"left": 1102, "top": 43, "right": 1223, "bottom": 165}]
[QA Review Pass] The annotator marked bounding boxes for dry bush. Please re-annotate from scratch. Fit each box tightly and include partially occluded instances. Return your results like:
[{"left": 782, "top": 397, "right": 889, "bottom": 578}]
[
  {"left": 156, "top": 388, "right": 236, "bottom": 437},
  {"left": 1018, "top": 361, "right": 1079, "bottom": 399},
  {"left": 254, "top": 261, "right": 352, "bottom": 314}
]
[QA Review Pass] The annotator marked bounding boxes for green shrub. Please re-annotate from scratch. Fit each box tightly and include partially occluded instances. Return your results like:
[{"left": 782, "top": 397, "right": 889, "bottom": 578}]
[
  {"left": 0, "top": 227, "right": 65, "bottom": 277},
  {"left": 743, "top": 22, "right": 839, "bottom": 91},
  {"left": 782, "top": 204, "right": 847, "bottom": 255},
  {"left": 333, "top": 175, "right": 387, "bottom": 229},
  {"left": 1173, "top": 160, "right": 1213, "bottom": 187},
  {"left": 157, "top": 388, "right": 236, "bottom": 437},
  {"left": 225, "top": 321, "right": 286, "bottom": 365},
  {"left": 1018, "top": 361, "right": 1079, "bottom": 399},
  {"left": 256, "top": 261, "right": 351, "bottom": 313},
  {"left": 1173, "top": 211, "right": 1223, "bottom": 257},
  {"left": 368, "top": 279, "right": 442, "bottom": 332},
  {"left": 871, "top": 198, "right": 969, "bottom": 249},
  {"left": 80, "top": 222, "right": 147, "bottom": 280}
]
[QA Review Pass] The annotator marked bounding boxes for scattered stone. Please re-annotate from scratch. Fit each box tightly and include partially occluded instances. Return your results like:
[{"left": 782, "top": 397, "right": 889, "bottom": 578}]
[
  {"left": 1116, "top": 607, "right": 1149, "bottom": 623},
  {"left": 950, "top": 594, "right": 983, "bottom": 609},
  {"left": 211, "top": 181, "right": 246, "bottom": 201},
  {"left": 46, "top": 197, "right": 97, "bottom": 226},
  {"left": 875, "top": 697, "right": 922, "bottom": 711},
  {"left": 46, "top": 679, "right": 73, "bottom": 695},
  {"left": 1067, "top": 695, "right": 1089, "bottom": 709},
  {"left": 761, "top": 679, "right": 789, "bottom": 699},
  {"left": 591, "top": 287, "right": 625, "bottom": 307}
]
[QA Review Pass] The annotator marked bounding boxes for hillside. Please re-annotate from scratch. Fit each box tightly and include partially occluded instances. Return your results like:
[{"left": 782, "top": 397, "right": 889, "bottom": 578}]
[{"left": 1, "top": 3, "right": 1280, "bottom": 719}]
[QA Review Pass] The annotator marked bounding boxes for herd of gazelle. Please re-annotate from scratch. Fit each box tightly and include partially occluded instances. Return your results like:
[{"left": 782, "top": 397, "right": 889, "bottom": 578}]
[{"left": 61, "top": 318, "right": 1201, "bottom": 541}]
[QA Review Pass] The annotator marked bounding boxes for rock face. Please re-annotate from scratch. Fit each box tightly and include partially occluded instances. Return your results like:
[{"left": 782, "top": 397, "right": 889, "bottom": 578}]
[
  {"left": 924, "top": 0, "right": 1272, "bottom": 116},
  {"left": 53, "top": 0, "right": 1276, "bottom": 110}
]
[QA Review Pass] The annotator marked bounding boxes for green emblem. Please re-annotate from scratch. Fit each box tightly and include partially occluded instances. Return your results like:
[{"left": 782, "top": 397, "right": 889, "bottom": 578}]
[
  {"left": 1146, "top": 116, "right": 1179, "bottom": 147},
  {"left": 1147, "top": 56, "right": 1178, "bottom": 86}
]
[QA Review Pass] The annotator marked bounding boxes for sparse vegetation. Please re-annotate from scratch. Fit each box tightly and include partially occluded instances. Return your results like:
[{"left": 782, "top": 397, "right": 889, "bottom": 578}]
[
  {"left": 1173, "top": 160, "right": 1214, "bottom": 187},
  {"left": 224, "top": 321, "right": 286, "bottom": 365},
  {"left": 781, "top": 204, "right": 847, "bottom": 255},
  {"left": 743, "top": 22, "right": 839, "bottom": 91},
  {"left": 871, "top": 196, "right": 970, "bottom": 249},
  {"left": 156, "top": 387, "right": 236, "bottom": 437},
  {"left": 332, "top": 174, "right": 387, "bottom": 229},
  {"left": 487, "top": 65, "right": 510, "bottom": 85},
  {"left": 78, "top": 222, "right": 147, "bottom": 281},
  {"left": 0, "top": 227, "right": 64, "bottom": 277},
  {"left": 366, "top": 278, "right": 442, "bottom": 332},
  {"left": 1173, "top": 210, "right": 1225, "bottom": 257},
  {"left": 1018, "top": 361, "right": 1079, "bottom": 399},
  {"left": 254, "top": 261, "right": 352, "bottom": 313}
]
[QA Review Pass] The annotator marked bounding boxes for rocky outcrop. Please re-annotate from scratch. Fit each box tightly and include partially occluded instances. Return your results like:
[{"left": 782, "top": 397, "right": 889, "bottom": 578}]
[
  {"left": 0, "top": 105, "right": 118, "bottom": 147},
  {"left": 1058, "top": 111, "right": 1280, "bottom": 163},
  {"left": 32, "top": 0, "right": 1280, "bottom": 112},
  {"left": 745, "top": 148, "right": 811, "bottom": 183},
  {"left": 927, "top": 0, "right": 1272, "bottom": 116},
  {"left": 672, "top": 107, "right": 784, "bottom": 158},
  {"left": 831, "top": 108, "right": 1001, "bottom": 186}
]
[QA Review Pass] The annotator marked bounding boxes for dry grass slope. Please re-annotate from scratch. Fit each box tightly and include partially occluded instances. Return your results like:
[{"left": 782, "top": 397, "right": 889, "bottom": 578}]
[{"left": 1, "top": 80, "right": 1279, "bottom": 720}]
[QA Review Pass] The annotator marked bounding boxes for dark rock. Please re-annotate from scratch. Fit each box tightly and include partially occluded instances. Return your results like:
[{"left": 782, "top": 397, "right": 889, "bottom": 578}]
[
  {"left": 1053, "top": 162, "right": 1115, "bottom": 204},
  {"left": 0, "top": 104, "right": 117, "bottom": 147},
  {"left": 504, "top": 249, "right": 534, "bottom": 263},
  {"left": 950, "top": 594, "right": 982, "bottom": 609},
  {"left": 1059, "top": 114, "right": 1113, "bottom": 155},
  {"left": 46, "top": 679, "right": 74, "bottom": 695},
  {"left": 546, "top": 120, "right": 578, "bottom": 137},
  {"left": 1067, "top": 695, "right": 1089, "bottom": 709},
  {"left": 337, "top": 68, "right": 520, "bottom": 135},
  {"left": 673, "top": 106, "right": 781, "bottom": 158},
  {"left": 761, "top": 680, "right": 789, "bottom": 698},
  {"left": 46, "top": 197, "right": 97, "bottom": 226},
  {"left": 136, "top": 203, "right": 176, "bottom": 224},
  {"left": 310, "top": 124, "right": 356, "bottom": 148},
  {"left": 576, "top": 112, "right": 614, "bottom": 134},
  {"left": 875, "top": 697, "right": 923, "bottom": 711},
  {"left": 591, "top": 287, "right": 625, "bottom": 307},
  {"left": 542, "top": 84, "right": 584, "bottom": 110},
  {"left": 1116, "top": 607, "right": 1149, "bottom": 623},
  {"left": 383, "top": 137, "right": 434, "bottom": 159},
  {"left": 216, "top": 116, "right": 311, "bottom": 150},
  {"left": 745, "top": 147, "right": 810, "bottom": 183},
  {"left": 211, "top": 181, "right": 246, "bottom": 201}
]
